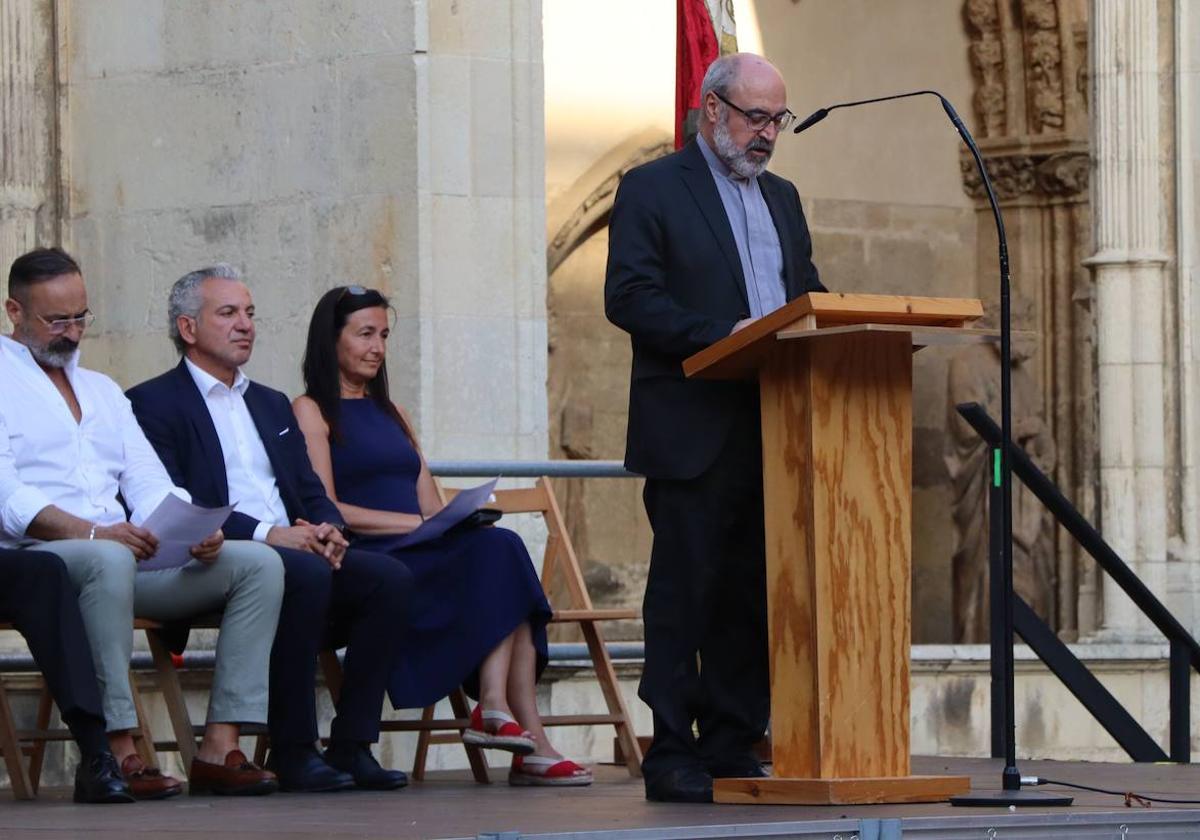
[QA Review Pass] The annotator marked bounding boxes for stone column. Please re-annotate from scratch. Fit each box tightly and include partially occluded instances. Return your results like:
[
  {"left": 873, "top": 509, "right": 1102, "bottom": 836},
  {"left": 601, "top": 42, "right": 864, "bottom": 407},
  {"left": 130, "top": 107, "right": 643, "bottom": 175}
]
[
  {"left": 1175, "top": 0, "right": 1200, "bottom": 633},
  {"left": 0, "top": 0, "right": 57, "bottom": 321},
  {"left": 1084, "top": 0, "right": 1170, "bottom": 639},
  {"left": 414, "top": 0, "right": 548, "bottom": 461}
]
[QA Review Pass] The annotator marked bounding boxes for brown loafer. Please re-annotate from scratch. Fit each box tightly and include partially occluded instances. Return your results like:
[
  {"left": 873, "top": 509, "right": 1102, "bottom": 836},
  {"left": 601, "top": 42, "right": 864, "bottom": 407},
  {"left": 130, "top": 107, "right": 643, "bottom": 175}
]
[
  {"left": 188, "top": 749, "right": 278, "bottom": 796},
  {"left": 120, "top": 754, "right": 183, "bottom": 800}
]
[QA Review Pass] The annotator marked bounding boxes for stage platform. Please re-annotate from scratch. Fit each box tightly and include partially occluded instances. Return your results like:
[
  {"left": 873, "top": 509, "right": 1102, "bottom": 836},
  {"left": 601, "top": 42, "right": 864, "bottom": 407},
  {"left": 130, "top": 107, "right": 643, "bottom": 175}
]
[{"left": 1, "top": 756, "right": 1198, "bottom": 839}]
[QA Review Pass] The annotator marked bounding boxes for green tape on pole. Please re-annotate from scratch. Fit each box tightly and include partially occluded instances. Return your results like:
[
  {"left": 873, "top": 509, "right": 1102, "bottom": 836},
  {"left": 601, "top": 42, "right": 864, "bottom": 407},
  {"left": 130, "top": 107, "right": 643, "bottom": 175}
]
[{"left": 993, "top": 448, "right": 1001, "bottom": 487}]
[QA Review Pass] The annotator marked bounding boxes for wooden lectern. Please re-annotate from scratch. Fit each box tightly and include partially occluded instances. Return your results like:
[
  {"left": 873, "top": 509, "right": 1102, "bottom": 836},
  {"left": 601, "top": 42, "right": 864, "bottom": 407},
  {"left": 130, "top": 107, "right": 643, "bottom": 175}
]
[{"left": 684, "top": 292, "right": 985, "bottom": 805}]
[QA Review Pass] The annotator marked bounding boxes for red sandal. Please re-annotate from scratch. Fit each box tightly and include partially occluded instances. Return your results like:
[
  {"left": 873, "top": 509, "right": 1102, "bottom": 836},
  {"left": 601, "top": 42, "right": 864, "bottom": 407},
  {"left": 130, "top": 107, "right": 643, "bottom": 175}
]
[
  {"left": 462, "top": 706, "right": 536, "bottom": 755},
  {"left": 508, "top": 755, "right": 593, "bottom": 787}
]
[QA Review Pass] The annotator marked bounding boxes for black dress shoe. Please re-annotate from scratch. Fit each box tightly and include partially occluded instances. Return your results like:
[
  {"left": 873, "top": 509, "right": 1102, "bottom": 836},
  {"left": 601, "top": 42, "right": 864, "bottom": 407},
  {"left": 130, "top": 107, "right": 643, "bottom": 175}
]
[
  {"left": 73, "top": 751, "right": 136, "bottom": 804},
  {"left": 324, "top": 741, "right": 408, "bottom": 790},
  {"left": 708, "top": 756, "right": 768, "bottom": 779},
  {"left": 644, "top": 765, "right": 714, "bottom": 803},
  {"left": 266, "top": 745, "right": 356, "bottom": 793}
]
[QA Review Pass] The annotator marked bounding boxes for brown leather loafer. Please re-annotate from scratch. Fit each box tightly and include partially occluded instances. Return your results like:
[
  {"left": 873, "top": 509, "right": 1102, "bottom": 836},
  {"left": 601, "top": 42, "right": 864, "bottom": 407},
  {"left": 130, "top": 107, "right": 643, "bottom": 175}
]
[
  {"left": 120, "top": 754, "right": 183, "bottom": 800},
  {"left": 188, "top": 749, "right": 278, "bottom": 796}
]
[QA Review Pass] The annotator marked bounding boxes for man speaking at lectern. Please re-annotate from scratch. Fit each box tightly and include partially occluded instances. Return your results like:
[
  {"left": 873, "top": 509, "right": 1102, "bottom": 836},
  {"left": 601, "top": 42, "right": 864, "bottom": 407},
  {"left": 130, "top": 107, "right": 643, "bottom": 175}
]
[{"left": 605, "top": 53, "right": 824, "bottom": 803}]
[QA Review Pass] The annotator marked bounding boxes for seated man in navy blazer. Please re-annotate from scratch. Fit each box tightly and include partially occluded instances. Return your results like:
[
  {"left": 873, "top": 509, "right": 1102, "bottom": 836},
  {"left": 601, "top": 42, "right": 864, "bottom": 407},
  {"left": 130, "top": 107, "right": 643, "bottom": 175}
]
[{"left": 127, "top": 264, "right": 413, "bottom": 792}]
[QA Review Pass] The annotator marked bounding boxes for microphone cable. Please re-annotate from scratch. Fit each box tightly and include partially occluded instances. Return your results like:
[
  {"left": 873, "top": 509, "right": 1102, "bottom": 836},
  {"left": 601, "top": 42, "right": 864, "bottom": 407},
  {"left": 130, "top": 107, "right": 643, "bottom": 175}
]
[{"left": 1027, "top": 776, "right": 1200, "bottom": 807}]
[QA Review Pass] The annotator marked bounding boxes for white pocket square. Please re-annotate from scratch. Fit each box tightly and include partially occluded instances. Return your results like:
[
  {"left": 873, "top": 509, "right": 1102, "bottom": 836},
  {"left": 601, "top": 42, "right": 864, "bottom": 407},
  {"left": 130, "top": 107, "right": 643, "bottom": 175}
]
[{"left": 278, "top": 427, "right": 290, "bottom": 436}]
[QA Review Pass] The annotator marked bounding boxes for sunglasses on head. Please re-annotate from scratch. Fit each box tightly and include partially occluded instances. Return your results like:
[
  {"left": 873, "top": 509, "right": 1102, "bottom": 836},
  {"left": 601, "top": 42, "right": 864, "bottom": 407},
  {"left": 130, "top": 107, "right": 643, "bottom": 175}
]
[{"left": 338, "top": 284, "right": 370, "bottom": 301}]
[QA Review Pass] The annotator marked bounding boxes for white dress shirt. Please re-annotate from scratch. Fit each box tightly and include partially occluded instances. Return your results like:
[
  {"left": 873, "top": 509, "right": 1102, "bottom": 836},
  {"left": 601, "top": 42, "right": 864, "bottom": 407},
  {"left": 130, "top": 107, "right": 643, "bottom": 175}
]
[
  {"left": 183, "top": 358, "right": 288, "bottom": 542},
  {"left": 0, "top": 335, "right": 188, "bottom": 546}
]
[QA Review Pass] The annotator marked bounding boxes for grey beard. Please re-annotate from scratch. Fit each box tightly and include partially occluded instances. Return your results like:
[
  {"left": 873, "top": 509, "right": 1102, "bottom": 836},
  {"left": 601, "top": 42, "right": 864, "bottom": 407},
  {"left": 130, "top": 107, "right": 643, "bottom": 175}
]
[
  {"left": 18, "top": 331, "right": 78, "bottom": 368},
  {"left": 713, "top": 115, "right": 772, "bottom": 179}
]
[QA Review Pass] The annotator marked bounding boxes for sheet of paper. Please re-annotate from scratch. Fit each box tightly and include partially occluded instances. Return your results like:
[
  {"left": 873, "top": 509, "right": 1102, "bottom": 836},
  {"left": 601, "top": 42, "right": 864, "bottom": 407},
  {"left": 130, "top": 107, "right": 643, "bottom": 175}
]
[
  {"left": 390, "top": 477, "right": 499, "bottom": 550},
  {"left": 137, "top": 494, "right": 234, "bottom": 572}
]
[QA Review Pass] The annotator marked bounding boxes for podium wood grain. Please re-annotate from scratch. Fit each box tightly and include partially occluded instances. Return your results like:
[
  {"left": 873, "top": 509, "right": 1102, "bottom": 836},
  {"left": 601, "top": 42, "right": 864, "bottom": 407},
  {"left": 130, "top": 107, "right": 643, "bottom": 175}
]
[
  {"left": 714, "top": 774, "right": 970, "bottom": 805},
  {"left": 684, "top": 293, "right": 983, "bottom": 381},
  {"left": 760, "top": 330, "right": 913, "bottom": 781},
  {"left": 687, "top": 293, "right": 978, "bottom": 805}
]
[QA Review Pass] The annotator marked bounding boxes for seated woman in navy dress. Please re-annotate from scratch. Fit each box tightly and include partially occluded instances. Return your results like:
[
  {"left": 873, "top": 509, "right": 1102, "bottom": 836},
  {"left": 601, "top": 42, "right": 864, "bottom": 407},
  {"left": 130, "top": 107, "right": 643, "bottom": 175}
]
[{"left": 293, "top": 286, "right": 591, "bottom": 787}]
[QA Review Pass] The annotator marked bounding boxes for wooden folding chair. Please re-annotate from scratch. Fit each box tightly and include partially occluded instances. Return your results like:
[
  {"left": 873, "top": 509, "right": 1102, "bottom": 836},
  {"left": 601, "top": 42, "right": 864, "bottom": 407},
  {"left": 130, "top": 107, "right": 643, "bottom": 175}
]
[
  {"left": 323, "top": 476, "right": 643, "bottom": 782},
  {"left": 134, "top": 615, "right": 279, "bottom": 772},
  {"left": 0, "top": 621, "right": 159, "bottom": 799},
  {"left": 319, "top": 650, "right": 491, "bottom": 783},
  {"left": 137, "top": 617, "right": 208, "bottom": 770}
]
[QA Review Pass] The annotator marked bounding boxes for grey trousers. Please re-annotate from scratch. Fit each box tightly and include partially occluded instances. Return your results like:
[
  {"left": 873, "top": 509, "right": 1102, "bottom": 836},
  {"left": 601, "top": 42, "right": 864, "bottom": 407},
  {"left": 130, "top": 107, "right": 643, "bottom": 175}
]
[{"left": 35, "top": 539, "right": 284, "bottom": 732}]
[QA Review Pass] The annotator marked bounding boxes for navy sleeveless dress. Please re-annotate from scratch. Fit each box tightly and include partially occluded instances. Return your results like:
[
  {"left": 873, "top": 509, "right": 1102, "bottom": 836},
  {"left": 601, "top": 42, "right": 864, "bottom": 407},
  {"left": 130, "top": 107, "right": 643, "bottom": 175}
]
[{"left": 329, "top": 398, "right": 551, "bottom": 709}]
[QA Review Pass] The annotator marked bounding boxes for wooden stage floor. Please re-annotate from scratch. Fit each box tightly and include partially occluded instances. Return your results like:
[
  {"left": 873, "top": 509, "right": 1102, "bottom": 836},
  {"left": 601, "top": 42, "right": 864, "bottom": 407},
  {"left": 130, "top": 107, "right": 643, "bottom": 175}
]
[{"left": 1, "top": 756, "right": 1199, "bottom": 839}]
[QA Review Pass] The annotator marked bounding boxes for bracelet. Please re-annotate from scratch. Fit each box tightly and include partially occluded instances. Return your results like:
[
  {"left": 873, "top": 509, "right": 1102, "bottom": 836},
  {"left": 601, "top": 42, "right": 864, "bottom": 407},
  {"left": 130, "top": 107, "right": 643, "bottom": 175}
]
[{"left": 87, "top": 523, "right": 97, "bottom": 541}]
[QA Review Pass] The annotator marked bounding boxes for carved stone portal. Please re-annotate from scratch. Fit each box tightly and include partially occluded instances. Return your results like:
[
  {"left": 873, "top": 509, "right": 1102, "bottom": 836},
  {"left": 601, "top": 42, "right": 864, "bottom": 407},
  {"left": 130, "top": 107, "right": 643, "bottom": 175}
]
[{"left": 958, "top": 0, "right": 1095, "bottom": 641}]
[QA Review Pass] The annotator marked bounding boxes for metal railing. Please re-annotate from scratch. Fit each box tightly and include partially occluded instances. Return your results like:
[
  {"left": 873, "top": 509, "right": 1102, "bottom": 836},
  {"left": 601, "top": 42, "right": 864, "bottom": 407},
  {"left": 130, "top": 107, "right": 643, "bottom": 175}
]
[
  {"left": 958, "top": 402, "right": 1200, "bottom": 763},
  {"left": 428, "top": 460, "right": 636, "bottom": 479}
]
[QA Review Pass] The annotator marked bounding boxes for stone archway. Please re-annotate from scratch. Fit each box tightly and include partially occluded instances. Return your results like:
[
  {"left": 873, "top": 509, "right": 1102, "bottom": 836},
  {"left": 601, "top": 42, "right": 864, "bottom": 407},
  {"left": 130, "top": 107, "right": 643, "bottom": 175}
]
[
  {"left": 546, "top": 129, "right": 672, "bottom": 636},
  {"left": 547, "top": 129, "right": 673, "bottom": 275}
]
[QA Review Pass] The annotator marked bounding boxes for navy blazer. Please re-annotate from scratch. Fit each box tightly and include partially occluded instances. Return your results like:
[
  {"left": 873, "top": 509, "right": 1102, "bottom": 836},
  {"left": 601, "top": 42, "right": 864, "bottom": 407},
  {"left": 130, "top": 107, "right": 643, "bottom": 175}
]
[
  {"left": 126, "top": 359, "right": 344, "bottom": 540},
  {"left": 604, "top": 139, "right": 825, "bottom": 480}
]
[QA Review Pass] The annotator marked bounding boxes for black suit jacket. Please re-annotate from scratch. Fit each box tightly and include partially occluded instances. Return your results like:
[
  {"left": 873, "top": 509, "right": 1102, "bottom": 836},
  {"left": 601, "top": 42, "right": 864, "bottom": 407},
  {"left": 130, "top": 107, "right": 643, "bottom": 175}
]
[
  {"left": 604, "top": 139, "right": 825, "bottom": 480},
  {"left": 126, "top": 359, "right": 344, "bottom": 540}
]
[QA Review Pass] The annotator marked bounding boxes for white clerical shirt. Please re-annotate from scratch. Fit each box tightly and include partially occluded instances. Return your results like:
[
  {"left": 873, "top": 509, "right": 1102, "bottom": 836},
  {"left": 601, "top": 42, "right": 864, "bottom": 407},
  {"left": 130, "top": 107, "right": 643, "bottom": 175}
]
[
  {"left": 0, "top": 335, "right": 188, "bottom": 546},
  {"left": 183, "top": 358, "right": 288, "bottom": 541},
  {"left": 696, "top": 133, "right": 787, "bottom": 319}
]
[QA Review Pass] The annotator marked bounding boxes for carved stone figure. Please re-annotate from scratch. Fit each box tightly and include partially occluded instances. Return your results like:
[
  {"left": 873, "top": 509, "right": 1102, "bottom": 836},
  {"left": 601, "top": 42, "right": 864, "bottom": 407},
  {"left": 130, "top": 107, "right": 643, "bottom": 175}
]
[
  {"left": 1026, "top": 27, "right": 1065, "bottom": 131},
  {"left": 960, "top": 0, "right": 1095, "bottom": 640},
  {"left": 964, "top": 0, "right": 1006, "bottom": 137},
  {"left": 945, "top": 309, "right": 1057, "bottom": 642}
]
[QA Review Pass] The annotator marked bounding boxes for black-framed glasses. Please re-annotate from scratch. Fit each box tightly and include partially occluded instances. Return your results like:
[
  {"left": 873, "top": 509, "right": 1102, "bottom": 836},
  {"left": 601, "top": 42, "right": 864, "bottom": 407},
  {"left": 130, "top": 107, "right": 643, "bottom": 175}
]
[
  {"left": 35, "top": 310, "right": 94, "bottom": 335},
  {"left": 713, "top": 92, "right": 796, "bottom": 133}
]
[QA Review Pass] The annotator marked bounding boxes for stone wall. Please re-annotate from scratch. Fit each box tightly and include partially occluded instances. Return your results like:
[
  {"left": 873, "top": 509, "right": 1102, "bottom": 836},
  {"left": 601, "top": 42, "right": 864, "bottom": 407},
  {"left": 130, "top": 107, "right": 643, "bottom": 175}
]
[
  {"left": 2, "top": 0, "right": 547, "bottom": 458},
  {"left": 803, "top": 198, "right": 978, "bottom": 643},
  {"left": 60, "top": 1, "right": 423, "bottom": 398}
]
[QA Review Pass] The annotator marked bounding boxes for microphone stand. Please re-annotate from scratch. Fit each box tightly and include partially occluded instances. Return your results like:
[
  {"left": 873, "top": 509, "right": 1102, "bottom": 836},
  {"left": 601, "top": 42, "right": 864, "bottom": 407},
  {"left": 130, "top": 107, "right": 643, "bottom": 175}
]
[{"left": 795, "top": 90, "right": 1071, "bottom": 807}]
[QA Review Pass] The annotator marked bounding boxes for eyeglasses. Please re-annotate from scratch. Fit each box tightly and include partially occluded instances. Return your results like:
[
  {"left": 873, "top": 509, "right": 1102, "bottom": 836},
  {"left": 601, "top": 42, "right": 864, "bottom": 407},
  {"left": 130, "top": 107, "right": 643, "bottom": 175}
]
[
  {"left": 713, "top": 92, "right": 796, "bottom": 133},
  {"left": 35, "top": 310, "right": 95, "bottom": 335}
]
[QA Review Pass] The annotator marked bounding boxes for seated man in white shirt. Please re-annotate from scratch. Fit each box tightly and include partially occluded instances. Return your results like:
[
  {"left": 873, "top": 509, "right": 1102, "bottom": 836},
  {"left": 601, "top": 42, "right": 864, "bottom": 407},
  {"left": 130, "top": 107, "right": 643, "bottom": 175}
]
[{"left": 0, "top": 247, "right": 285, "bottom": 798}]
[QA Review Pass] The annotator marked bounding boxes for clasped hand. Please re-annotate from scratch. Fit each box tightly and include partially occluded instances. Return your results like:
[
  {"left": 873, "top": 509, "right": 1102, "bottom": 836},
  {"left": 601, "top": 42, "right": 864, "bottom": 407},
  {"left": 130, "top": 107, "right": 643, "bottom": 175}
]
[
  {"left": 94, "top": 523, "right": 225, "bottom": 564},
  {"left": 267, "top": 519, "right": 347, "bottom": 569}
]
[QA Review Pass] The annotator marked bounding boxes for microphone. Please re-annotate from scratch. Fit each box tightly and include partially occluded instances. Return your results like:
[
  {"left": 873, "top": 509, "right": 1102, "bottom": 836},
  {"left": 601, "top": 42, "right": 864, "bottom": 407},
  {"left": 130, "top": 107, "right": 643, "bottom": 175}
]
[
  {"left": 793, "top": 89, "right": 1026, "bottom": 805},
  {"left": 792, "top": 89, "right": 953, "bottom": 134},
  {"left": 792, "top": 107, "right": 829, "bottom": 134}
]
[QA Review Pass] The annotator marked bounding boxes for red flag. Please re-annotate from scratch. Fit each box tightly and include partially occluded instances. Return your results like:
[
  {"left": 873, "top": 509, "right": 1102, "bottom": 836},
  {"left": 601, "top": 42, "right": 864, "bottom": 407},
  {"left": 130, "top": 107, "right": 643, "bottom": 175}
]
[{"left": 675, "top": 0, "right": 720, "bottom": 149}]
